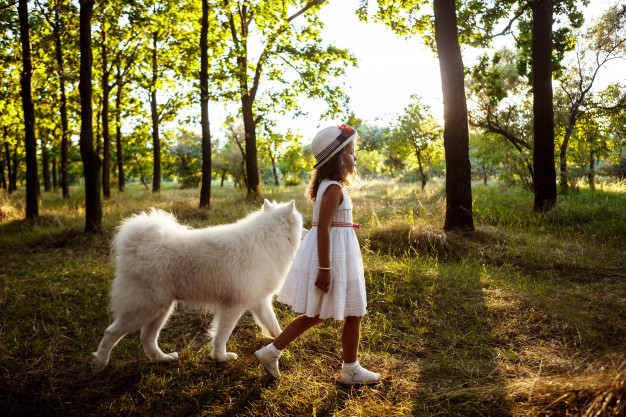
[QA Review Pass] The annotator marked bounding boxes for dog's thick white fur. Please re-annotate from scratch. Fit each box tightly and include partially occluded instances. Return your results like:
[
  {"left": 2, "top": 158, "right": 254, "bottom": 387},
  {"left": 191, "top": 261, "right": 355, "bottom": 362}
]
[{"left": 92, "top": 199, "right": 303, "bottom": 374}]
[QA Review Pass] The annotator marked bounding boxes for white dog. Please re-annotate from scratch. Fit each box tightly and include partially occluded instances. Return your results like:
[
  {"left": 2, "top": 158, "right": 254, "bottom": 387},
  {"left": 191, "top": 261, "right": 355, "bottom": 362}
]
[{"left": 92, "top": 199, "right": 303, "bottom": 374}]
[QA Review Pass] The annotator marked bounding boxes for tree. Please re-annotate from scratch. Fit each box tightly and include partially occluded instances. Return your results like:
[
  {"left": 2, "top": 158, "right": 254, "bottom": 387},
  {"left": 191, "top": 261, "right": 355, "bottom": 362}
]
[
  {"left": 199, "top": 0, "right": 211, "bottom": 208},
  {"left": 171, "top": 130, "right": 202, "bottom": 188},
  {"left": 137, "top": 0, "right": 197, "bottom": 193},
  {"left": 79, "top": 0, "right": 101, "bottom": 233},
  {"left": 258, "top": 128, "right": 301, "bottom": 186},
  {"left": 96, "top": 2, "right": 113, "bottom": 199},
  {"left": 0, "top": 16, "right": 21, "bottom": 195},
  {"left": 556, "top": 4, "right": 626, "bottom": 191},
  {"left": 213, "top": 141, "right": 245, "bottom": 187},
  {"left": 18, "top": 0, "right": 39, "bottom": 219},
  {"left": 467, "top": 48, "right": 534, "bottom": 182},
  {"left": 35, "top": 0, "right": 76, "bottom": 198},
  {"left": 487, "top": 0, "right": 584, "bottom": 210},
  {"left": 279, "top": 142, "right": 315, "bottom": 185},
  {"left": 434, "top": 0, "right": 474, "bottom": 230},
  {"left": 53, "top": 0, "right": 71, "bottom": 198},
  {"left": 392, "top": 95, "right": 442, "bottom": 190},
  {"left": 529, "top": 0, "right": 557, "bottom": 210},
  {"left": 357, "top": 0, "right": 474, "bottom": 229},
  {"left": 221, "top": 0, "right": 354, "bottom": 198}
]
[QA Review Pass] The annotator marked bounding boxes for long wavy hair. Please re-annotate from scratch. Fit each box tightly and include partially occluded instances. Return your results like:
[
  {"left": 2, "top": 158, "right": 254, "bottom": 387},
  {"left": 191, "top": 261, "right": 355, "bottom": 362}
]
[{"left": 306, "top": 146, "right": 359, "bottom": 201}]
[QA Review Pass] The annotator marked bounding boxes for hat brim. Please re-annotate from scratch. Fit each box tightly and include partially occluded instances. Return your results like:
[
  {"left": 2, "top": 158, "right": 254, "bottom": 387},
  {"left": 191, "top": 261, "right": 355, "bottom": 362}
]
[{"left": 313, "top": 132, "right": 357, "bottom": 168}]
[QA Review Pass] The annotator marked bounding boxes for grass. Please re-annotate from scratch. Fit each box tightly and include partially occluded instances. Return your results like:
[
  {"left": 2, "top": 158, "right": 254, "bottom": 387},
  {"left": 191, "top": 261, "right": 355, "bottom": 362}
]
[{"left": 1, "top": 179, "right": 625, "bottom": 416}]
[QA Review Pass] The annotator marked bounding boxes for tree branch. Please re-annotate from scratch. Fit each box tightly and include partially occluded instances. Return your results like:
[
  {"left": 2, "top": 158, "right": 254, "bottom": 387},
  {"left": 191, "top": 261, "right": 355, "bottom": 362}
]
[
  {"left": 0, "top": 1, "right": 18, "bottom": 11},
  {"left": 492, "top": 4, "right": 530, "bottom": 38},
  {"left": 250, "top": 0, "right": 326, "bottom": 100}
]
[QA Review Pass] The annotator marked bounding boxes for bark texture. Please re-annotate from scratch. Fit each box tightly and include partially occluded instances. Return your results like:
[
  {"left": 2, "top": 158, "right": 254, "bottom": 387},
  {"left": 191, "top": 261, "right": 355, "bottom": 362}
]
[
  {"left": 434, "top": 0, "right": 474, "bottom": 230},
  {"left": 79, "top": 0, "right": 102, "bottom": 232},
  {"left": 531, "top": 0, "right": 557, "bottom": 211},
  {"left": 18, "top": 0, "right": 39, "bottom": 219},
  {"left": 199, "top": 0, "right": 212, "bottom": 208}
]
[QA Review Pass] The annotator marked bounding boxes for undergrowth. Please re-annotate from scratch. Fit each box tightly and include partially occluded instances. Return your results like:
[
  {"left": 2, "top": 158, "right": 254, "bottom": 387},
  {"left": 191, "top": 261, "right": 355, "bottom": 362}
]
[{"left": 1, "top": 179, "right": 625, "bottom": 416}]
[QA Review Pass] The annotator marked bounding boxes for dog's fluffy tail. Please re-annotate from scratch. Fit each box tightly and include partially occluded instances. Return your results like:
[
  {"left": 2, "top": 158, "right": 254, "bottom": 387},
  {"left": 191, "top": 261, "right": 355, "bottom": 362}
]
[{"left": 111, "top": 208, "right": 184, "bottom": 262}]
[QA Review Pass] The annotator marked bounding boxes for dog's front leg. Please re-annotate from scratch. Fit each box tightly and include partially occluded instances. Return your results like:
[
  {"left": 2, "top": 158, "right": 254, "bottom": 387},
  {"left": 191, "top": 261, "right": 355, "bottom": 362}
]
[
  {"left": 209, "top": 306, "right": 245, "bottom": 360},
  {"left": 250, "top": 298, "right": 282, "bottom": 338}
]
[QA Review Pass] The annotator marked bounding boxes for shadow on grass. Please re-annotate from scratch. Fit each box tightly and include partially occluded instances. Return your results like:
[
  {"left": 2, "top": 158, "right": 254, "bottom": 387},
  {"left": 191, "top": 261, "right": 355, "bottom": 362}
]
[{"left": 412, "top": 264, "right": 510, "bottom": 416}]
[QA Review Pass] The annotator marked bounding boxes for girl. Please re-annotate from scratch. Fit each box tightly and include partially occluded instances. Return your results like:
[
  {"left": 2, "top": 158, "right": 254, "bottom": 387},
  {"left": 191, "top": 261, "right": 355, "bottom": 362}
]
[{"left": 255, "top": 124, "right": 380, "bottom": 385}]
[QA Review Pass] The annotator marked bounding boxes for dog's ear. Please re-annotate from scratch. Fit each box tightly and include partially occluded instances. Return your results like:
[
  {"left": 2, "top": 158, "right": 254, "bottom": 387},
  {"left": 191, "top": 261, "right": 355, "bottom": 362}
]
[
  {"left": 263, "top": 199, "right": 272, "bottom": 211},
  {"left": 288, "top": 200, "right": 296, "bottom": 212}
]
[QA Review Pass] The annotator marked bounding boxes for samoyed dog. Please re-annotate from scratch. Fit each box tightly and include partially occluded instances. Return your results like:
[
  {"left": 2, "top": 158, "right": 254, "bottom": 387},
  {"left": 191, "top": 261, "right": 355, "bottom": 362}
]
[{"left": 92, "top": 199, "right": 303, "bottom": 374}]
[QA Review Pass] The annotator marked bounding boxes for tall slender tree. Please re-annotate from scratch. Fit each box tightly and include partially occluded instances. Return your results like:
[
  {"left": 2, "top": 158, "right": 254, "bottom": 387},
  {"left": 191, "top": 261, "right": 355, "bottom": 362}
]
[
  {"left": 52, "top": 0, "right": 71, "bottom": 198},
  {"left": 530, "top": 0, "right": 557, "bottom": 211},
  {"left": 17, "top": 0, "right": 39, "bottom": 219},
  {"left": 199, "top": 0, "right": 211, "bottom": 208},
  {"left": 357, "top": 0, "right": 475, "bottom": 229},
  {"left": 434, "top": 0, "right": 474, "bottom": 229},
  {"left": 79, "top": 0, "right": 101, "bottom": 232},
  {"left": 557, "top": 5, "right": 626, "bottom": 191},
  {"left": 99, "top": 9, "right": 112, "bottom": 198},
  {"left": 222, "top": 0, "right": 353, "bottom": 199}
]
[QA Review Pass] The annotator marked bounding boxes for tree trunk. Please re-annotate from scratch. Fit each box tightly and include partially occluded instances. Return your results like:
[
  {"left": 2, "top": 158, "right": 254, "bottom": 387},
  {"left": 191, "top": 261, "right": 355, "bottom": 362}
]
[
  {"left": 199, "top": 0, "right": 212, "bottom": 209},
  {"left": 416, "top": 149, "right": 426, "bottom": 190},
  {"left": 428, "top": 156, "right": 434, "bottom": 179},
  {"left": 42, "top": 140, "right": 51, "bottom": 191},
  {"left": 151, "top": 31, "right": 161, "bottom": 193},
  {"left": 0, "top": 133, "right": 5, "bottom": 190},
  {"left": 52, "top": 157, "right": 57, "bottom": 190},
  {"left": 101, "top": 25, "right": 111, "bottom": 199},
  {"left": 242, "top": 97, "right": 259, "bottom": 198},
  {"left": 11, "top": 143, "right": 18, "bottom": 192},
  {"left": 482, "top": 166, "right": 488, "bottom": 185},
  {"left": 18, "top": 0, "right": 39, "bottom": 219},
  {"left": 79, "top": 0, "right": 101, "bottom": 233},
  {"left": 271, "top": 155, "right": 279, "bottom": 186},
  {"left": 0, "top": 153, "right": 5, "bottom": 190},
  {"left": 531, "top": 0, "right": 557, "bottom": 211},
  {"left": 54, "top": 4, "right": 70, "bottom": 198},
  {"left": 588, "top": 149, "right": 595, "bottom": 191},
  {"left": 115, "top": 66, "right": 125, "bottom": 192},
  {"left": 434, "top": 0, "right": 474, "bottom": 230},
  {"left": 559, "top": 117, "right": 576, "bottom": 192},
  {"left": 5, "top": 141, "right": 14, "bottom": 193},
  {"left": 1, "top": 128, "right": 7, "bottom": 190},
  {"left": 134, "top": 156, "right": 149, "bottom": 189}
]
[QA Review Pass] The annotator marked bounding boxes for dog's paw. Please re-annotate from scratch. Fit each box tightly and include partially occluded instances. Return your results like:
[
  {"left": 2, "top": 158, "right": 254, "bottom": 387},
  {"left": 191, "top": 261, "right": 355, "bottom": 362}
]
[
  {"left": 214, "top": 352, "right": 238, "bottom": 361},
  {"left": 158, "top": 352, "right": 179, "bottom": 363},
  {"left": 92, "top": 353, "right": 107, "bottom": 375}
]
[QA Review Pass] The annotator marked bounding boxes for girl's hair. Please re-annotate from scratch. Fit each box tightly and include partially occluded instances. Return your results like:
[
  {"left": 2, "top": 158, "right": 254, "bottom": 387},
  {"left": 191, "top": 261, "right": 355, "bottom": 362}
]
[{"left": 306, "top": 146, "right": 359, "bottom": 201}]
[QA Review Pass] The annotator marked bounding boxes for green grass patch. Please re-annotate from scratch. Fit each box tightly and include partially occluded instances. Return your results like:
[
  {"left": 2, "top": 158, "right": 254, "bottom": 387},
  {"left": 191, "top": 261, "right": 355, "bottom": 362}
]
[{"left": 1, "top": 180, "right": 625, "bottom": 416}]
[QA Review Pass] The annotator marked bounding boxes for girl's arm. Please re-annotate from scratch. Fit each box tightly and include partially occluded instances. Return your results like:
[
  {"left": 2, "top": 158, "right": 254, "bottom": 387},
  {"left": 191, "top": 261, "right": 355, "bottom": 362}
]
[{"left": 315, "top": 184, "right": 343, "bottom": 293}]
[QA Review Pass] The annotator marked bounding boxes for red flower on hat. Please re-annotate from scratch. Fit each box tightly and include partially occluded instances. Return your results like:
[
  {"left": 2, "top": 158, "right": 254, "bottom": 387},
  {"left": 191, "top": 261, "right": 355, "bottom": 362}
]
[{"left": 337, "top": 124, "right": 355, "bottom": 138}]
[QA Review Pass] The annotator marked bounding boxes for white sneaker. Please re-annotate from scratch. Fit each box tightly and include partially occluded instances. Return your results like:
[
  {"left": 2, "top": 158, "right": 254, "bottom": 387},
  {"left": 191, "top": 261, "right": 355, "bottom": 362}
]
[
  {"left": 255, "top": 345, "right": 281, "bottom": 378},
  {"left": 339, "top": 362, "right": 380, "bottom": 385}
]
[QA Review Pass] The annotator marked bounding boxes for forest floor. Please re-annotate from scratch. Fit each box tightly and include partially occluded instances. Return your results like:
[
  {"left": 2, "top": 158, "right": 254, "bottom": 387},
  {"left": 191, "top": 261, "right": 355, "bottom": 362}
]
[{"left": 1, "top": 179, "right": 625, "bottom": 416}]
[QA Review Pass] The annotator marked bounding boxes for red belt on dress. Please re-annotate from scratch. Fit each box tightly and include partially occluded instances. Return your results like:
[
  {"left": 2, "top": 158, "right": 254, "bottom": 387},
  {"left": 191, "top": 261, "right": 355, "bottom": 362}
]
[{"left": 312, "top": 222, "right": 360, "bottom": 229}]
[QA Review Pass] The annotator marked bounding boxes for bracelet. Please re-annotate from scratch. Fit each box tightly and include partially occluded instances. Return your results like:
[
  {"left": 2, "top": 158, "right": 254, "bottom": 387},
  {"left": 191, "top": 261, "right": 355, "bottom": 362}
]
[{"left": 318, "top": 266, "right": 332, "bottom": 270}]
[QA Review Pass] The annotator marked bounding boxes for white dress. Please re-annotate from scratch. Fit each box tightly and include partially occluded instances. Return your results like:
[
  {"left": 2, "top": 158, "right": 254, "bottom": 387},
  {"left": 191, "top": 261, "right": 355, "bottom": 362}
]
[{"left": 277, "top": 180, "right": 367, "bottom": 320}]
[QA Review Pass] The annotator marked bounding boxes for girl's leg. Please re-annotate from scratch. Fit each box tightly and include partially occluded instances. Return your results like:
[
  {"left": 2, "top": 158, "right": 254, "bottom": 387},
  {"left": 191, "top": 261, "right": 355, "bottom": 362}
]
[
  {"left": 273, "top": 315, "right": 325, "bottom": 350},
  {"left": 342, "top": 316, "right": 361, "bottom": 363},
  {"left": 340, "top": 316, "right": 380, "bottom": 385},
  {"left": 256, "top": 315, "right": 324, "bottom": 378}
]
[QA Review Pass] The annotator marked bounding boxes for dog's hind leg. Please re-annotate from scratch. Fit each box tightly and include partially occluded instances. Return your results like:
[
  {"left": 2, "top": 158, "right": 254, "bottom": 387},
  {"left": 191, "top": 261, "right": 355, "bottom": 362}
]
[
  {"left": 140, "top": 302, "right": 178, "bottom": 364},
  {"left": 250, "top": 298, "right": 282, "bottom": 338},
  {"left": 209, "top": 306, "right": 245, "bottom": 361},
  {"left": 92, "top": 313, "right": 147, "bottom": 374}
]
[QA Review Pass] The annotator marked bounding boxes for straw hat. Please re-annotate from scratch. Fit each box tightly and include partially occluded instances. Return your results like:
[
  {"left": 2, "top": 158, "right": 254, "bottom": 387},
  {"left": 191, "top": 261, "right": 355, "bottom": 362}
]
[{"left": 311, "top": 124, "right": 358, "bottom": 168}]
